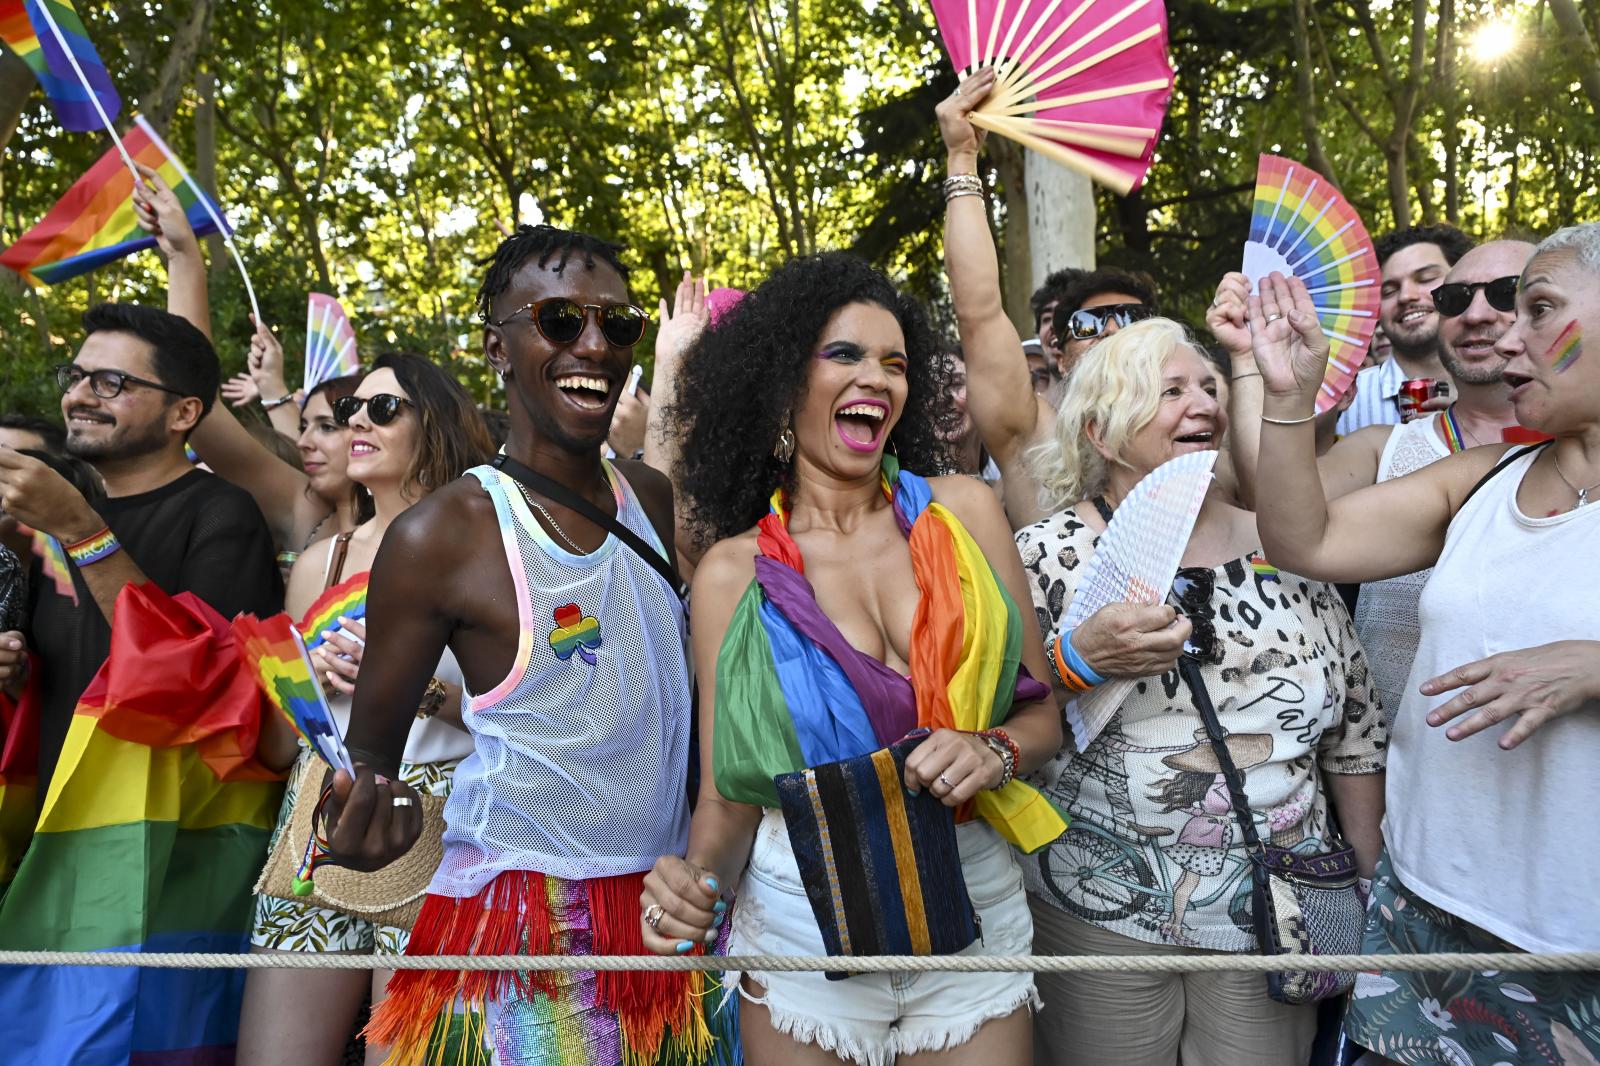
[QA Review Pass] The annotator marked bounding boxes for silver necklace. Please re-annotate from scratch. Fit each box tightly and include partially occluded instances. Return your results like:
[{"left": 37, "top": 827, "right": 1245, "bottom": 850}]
[
  {"left": 512, "top": 481, "right": 588, "bottom": 554},
  {"left": 1552, "top": 452, "right": 1600, "bottom": 509}
]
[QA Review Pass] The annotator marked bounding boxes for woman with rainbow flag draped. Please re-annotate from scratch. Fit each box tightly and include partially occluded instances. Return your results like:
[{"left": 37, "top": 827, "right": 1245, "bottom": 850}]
[{"left": 642, "top": 253, "right": 1064, "bottom": 1066}]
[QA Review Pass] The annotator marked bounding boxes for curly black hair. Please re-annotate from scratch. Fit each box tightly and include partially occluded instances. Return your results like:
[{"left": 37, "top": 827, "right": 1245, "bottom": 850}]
[
  {"left": 474, "top": 224, "right": 631, "bottom": 322},
  {"left": 668, "top": 252, "right": 953, "bottom": 548}
]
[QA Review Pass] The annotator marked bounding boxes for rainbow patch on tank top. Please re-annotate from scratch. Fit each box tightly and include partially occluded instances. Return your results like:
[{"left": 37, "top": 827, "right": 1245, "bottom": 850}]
[{"left": 549, "top": 603, "right": 601, "bottom": 665}]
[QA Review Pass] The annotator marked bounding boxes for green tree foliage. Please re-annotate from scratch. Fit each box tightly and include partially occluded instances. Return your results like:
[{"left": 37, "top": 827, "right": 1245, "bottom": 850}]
[{"left": 3, "top": 0, "right": 1599, "bottom": 414}]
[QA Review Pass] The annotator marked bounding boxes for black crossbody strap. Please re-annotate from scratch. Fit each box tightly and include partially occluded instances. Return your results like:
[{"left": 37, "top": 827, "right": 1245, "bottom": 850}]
[
  {"left": 491, "top": 454, "right": 688, "bottom": 601},
  {"left": 1177, "top": 656, "right": 1267, "bottom": 861},
  {"left": 1460, "top": 441, "right": 1551, "bottom": 510}
]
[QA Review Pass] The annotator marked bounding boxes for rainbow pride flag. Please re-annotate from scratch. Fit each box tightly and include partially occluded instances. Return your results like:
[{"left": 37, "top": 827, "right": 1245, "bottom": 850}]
[
  {"left": 0, "top": 583, "right": 282, "bottom": 1064},
  {"left": 0, "top": 0, "right": 121, "bottom": 132},
  {"left": 0, "top": 114, "right": 231, "bottom": 285},
  {"left": 0, "top": 658, "right": 40, "bottom": 889},
  {"left": 305, "top": 293, "right": 360, "bottom": 394}
]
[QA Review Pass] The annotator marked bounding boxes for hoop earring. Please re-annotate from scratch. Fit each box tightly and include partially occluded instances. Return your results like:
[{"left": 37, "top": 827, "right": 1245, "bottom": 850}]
[{"left": 773, "top": 423, "right": 796, "bottom": 464}]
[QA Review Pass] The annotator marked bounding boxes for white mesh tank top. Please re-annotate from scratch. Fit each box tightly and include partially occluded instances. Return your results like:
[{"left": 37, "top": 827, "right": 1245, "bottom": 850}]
[{"left": 430, "top": 461, "right": 692, "bottom": 897}]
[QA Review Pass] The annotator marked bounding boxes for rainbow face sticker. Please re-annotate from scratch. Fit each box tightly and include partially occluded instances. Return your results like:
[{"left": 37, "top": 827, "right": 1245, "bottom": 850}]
[
  {"left": 549, "top": 603, "right": 601, "bottom": 665},
  {"left": 1547, "top": 320, "right": 1583, "bottom": 373}
]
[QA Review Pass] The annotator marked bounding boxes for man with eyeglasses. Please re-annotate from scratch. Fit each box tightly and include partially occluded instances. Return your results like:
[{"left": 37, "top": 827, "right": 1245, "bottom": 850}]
[
  {"left": 1337, "top": 225, "right": 1476, "bottom": 435},
  {"left": 0, "top": 303, "right": 280, "bottom": 792},
  {"left": 320, "top": 225, "right": 722, "bottom": 1064},
  {"left": 965, "top": 263, "right": 1160, "bottom": 530}
]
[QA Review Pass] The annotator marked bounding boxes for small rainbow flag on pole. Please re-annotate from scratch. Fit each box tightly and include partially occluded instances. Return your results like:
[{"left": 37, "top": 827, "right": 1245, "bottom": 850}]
[
  {"left": 0, "top": 114, "right": 232, "bottom": 285},
  {"left": 0, "top": 0, "right": 121, "bottom": 132},
  {"left": 304, "top": 293, "right": 361, "bottom": 395}
]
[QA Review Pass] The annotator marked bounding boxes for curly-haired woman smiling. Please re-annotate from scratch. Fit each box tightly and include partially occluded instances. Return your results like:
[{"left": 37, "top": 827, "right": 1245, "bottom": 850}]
[{"left": 643, "top": 253, "right": 1063, "bottom": 1066}]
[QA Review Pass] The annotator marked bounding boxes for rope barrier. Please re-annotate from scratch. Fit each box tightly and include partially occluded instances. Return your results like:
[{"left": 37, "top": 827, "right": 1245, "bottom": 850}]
[{"left": 0, "top": 951, "right": 1594, "bottom": 973}]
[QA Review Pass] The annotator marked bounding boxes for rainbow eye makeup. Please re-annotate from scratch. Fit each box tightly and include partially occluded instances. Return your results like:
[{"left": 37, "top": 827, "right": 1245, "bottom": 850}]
[
  {"left": 819, "top": 342, "right": 909, "bottom": 373},
  {"left": 1547, "top": 320, "right": 1583, "bottom": 373}
]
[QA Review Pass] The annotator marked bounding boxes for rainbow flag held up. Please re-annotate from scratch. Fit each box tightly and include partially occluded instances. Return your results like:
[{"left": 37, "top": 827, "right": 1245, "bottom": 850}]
[
  {"left": 0, "top": 582, "right": 283, "bottom": 1064},
  {"left": 0, "top": 114, "right": 231, "bottom": 285},
  {"left": 305, "top": 293, "right": 361, "bottom": 395},
  {"left": 0, "top": 0, "right": 121, "bottom": 132}
]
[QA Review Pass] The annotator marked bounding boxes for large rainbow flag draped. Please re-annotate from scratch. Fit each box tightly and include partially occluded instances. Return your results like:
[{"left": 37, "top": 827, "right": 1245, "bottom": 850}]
[
  {"left": 0, "top": 656, "right": 41, "bottom": 888},
  {"left": 713, "top": 457, "right": 1067, "bottom": 854},
  {"left": 0, "top": 583, "right": 283, "bottom": 1064},
  {"left": 0, "top": 0, "right": 121, "bottom": 132},
  {"left": 0, "top": 114, "right": 231, "bottom": 285}
]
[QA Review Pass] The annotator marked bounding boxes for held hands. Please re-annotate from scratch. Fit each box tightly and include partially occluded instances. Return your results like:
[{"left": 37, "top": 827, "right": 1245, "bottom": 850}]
[
  {"left": 935, "top": 67, "right": 995, "bottom": 162},
  {"left": 320, "top": 765, "right": 424, "bottom": 872},
  {"left": 1246, "top": 272, "right": 1330, "bottom": 410},
  {"left": 903, "top": 728, "right": 1004, "bottom": 806},
  {"left": 130, "top": 164, "right": 200, "bottom": 260},
  {"left": 1074, "top": 603, "right": 1191, "bottom": 679},
  {"left": 640, "top": 857, "right": 724, "bottom": 955},
  {"left": 0, "top": 449, "right": 104, "bottom": 543},
  {"left": 313, "top": 617, "right": 365, "bottom": 697},
  {"left": 1422, "top": 640, "right": 1600, "bottom": 750}
]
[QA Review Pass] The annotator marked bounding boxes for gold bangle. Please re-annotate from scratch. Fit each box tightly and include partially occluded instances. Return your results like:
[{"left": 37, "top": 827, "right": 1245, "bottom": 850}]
[{"left": 416, "top": 676, "right": 447, "bottom": 719}]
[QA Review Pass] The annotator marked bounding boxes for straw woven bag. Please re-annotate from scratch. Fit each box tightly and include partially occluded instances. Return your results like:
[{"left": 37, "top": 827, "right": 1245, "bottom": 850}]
[{"left": 254, "top": 778, "right": 446, "bottom": 931}]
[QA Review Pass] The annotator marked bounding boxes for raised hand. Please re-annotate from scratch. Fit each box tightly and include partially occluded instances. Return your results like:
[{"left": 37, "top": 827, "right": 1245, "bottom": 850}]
[
  {"left": 220, "top": 372, "right": 261, "bottom": 408},
  {"left": 654, "top": 272, "right": 708, "bottom": 373},
  {"left": 1246, "top": 271, "right": 1330, "bottom": 410},
  {"left": 1205, "top": 272, "right": 1253, "bottom": 361},
  {"left": 130, "top": 163, "right": 200, "bottom": 260},
  {"left": 935, "top": 67, "right": 996, "bottom": 160},
  {"left": 248, "top": 314, "right": 291, "bottom": 395}
]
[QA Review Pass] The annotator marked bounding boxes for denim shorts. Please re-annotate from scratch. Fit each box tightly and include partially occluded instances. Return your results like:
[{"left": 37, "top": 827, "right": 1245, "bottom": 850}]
[{"left": 724, "top": 808, "right": 1039, "bottom": 1066}]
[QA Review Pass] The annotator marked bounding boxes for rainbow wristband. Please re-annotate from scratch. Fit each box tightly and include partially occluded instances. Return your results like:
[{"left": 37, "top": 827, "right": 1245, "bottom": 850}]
[
  {"left": 63, "top": 526, "right": 121, "bottom": 567},
  {"left": 1050, "top": 627, "right": 1106, "bottom": 692}
]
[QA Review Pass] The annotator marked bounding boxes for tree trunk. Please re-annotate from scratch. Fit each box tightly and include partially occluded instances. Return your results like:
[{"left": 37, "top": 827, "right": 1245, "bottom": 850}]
[
  {"left": 138, "top": 0, "right": 214, "bottom": 135},
  {"left": 1026, "top": 151, "right": 1096, "bottom": 289},
  {"left": 1290, "top": 0, "right": 1337, "bottom": 182},
  {"left": 1384, "top": 139, "right": 1411, "bottom": 229},
  {"left": 988, "top": 136, "right": 1034, "bottom": 339},
  {"left": 1548, "top": 0, "right": 1600, "bottom": 113},
  {"left": 0, "top": 49, "right": 32, "bottom": 155},
  {"left": 193, "top": 70, "right": 226, "bottom": 282}
]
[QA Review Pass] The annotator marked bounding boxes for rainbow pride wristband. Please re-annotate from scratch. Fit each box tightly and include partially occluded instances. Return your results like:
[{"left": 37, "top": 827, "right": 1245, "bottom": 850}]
[
  {"left": 63, "top": 526, "right": 121, "bottom": 567},
  {"left": 1049, "top": 627, "right": 1106, "bottom": 692}
]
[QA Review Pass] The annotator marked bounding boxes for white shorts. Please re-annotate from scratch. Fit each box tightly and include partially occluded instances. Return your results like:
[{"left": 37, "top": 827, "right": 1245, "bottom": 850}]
[{"left": 724, "top": 808, "right": 1039, "bottom": 1066}]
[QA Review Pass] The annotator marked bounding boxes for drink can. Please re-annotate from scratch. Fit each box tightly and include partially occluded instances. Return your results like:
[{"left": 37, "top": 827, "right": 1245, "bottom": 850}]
[{"left": 1398, "top": 378, "right": 1447, "bottom": 419}]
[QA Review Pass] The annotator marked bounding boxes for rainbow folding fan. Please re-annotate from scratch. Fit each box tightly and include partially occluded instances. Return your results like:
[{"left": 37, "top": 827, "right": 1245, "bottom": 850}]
[
  {"left": 300, "top": 572, "right": 367, "bottom": 653},
  {"left": 304, "top": 293, "right": 359, "bottom": 396},
  {"left": 1058, "top": 449, "right": 1216, "bottom": 751},
  {"left": 929, "top": 0, "right": 1175, "bottom": 194},
  {"left": 1242, "top": 155, "right": 1381, "bottom": 413},
  {"left": 234, "top": 612, "right": 354, "bottom": 773}
]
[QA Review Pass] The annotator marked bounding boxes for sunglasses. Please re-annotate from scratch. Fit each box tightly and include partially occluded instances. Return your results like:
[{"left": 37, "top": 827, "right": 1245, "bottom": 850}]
[
  {"left": 55, "top": 363, "right": 182, "bottom": 400},
  {"left": 1431, "top": 275, "right": 1519, "bottom": 318},
  {"left": 1170, "top": 567, "right": 1221, "bottom": 664},
  {"left": 1064, "top": 303, "right": 1155, "bottom": 342},
  {"left": 490, "top": 298, "right": 649, "bottom": 349},
  {"left": 332, "top": 393, "right": 413, "bottom": 427}
]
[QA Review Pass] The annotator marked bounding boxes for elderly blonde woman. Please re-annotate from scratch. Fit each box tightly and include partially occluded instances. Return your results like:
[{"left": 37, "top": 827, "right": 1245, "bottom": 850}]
[{"left": 1007, "top": 316, "right": 1387, "bottom": 1066}]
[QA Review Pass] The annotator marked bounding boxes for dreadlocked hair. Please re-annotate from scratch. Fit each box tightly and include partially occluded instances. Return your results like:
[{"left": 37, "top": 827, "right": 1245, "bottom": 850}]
[{"left": 474, "top": 224, "right": 632, "bottom": 321}]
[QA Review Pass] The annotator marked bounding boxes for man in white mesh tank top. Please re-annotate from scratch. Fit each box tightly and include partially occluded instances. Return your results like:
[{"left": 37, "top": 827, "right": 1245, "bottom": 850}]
[{"left": 323, "top": 226, "right": 726, "bottom": 1065}]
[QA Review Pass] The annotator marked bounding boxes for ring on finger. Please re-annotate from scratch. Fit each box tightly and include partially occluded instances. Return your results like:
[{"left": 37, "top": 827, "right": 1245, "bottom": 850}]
[
  {"left": 644, "top": 903, "right": 666, "bottom": 930},
  {"left": 1266, "top": 313, "right": 1283, "bottom": 322},
  {"left": 937, "top": 773, "right": 955, "bottom": 790}
]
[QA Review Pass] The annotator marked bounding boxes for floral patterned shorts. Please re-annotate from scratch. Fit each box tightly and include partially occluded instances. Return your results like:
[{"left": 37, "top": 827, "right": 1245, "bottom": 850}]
[
  {"left": 250, "top": 751, "right": 458, "bottom": 955},
  {"left": 1344, "top": 851, "right": 1600, "bottom": 1065}
]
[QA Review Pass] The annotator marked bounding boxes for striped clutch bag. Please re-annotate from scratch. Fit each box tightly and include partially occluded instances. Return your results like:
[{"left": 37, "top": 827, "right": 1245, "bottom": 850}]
[{"left": 773, "top": 733, "right": 978, "bottom": 980}]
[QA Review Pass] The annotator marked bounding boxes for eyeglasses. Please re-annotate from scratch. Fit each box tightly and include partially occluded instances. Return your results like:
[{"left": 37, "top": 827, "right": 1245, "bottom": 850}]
[
  {"left": 55, "top": 363, "right": 182, "bottom": 400},
  {"left": 1064, "top": 303, "right": 1156, "bottom": 342},
  {"left": 489, "top": 298, "right": 649, "bottom": 349},
  {"left": 1431, "top": 275, "right": 1519, "bottom": 318},
  {"left": 1170, "top": 567, "right": 1220, "bottom": 664},
  {"left": 332, "top": 394, "right": 413, "bottom": 427},
  {"left": 1029, "top": 366, "right": 1059, "bottom": 391}
]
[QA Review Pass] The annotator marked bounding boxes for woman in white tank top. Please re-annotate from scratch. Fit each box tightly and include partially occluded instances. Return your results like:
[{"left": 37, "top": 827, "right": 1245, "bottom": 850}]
[
  {"left": 237, "top": 355, "right": 495, "bottom": 1066},
  {"left": 1247, "top": 234, "right": 1600, "bottom": 1063}
]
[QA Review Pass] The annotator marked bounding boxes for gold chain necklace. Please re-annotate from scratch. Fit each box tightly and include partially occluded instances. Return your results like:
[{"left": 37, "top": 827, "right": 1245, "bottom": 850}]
[{"left": 511, "top": 480, "right": 588, "bottom": 554}]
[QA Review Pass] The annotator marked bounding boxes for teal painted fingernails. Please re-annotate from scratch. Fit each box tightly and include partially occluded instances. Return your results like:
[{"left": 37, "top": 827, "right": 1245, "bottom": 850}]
[
  {"left": 712, "top": 912, "right": 724, "bottom": 928},
  {"left": 713, "top": 900, "right": 727, "bottom": 914},
  {"left": 704, "top": 875, "right": 718, "bottom": 892},
  {"left": 675, "top": 940, "right": 695, "bottom": 954}
]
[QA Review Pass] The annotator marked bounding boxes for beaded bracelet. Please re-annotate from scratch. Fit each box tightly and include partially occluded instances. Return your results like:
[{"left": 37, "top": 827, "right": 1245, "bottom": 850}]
[
  {"left": 64, "top": 526, "right": 121, "bottom": 567},
  {"left": 978, "top": 728, "right": 1020, "bottom": 790},
  {"left": 1049, "top": 627, "right": 1106, "bottom": 692},
  {"left": 943, "top": 174, "right": 984, "bottom": 202}
]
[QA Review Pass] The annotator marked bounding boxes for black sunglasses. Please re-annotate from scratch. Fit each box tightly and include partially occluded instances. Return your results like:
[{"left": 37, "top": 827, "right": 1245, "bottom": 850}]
[
  {"left": 1171, "top": 567, "right": 1221, "bottom": 664},
  {"left": 1065, "top": 303, "right": 1155, "bottom": 342},
  {"left": 490, "top": 298, "right": 649, "bottom": 349},
  {"left": 1431, "top": 275, "right": 1519, "bottom": 318},
  {"left": 332, "top": 394, "right": 413, "bottom": 427},
  {"left": 55, "top": 363, "right": 182, "bottom": 400}
]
